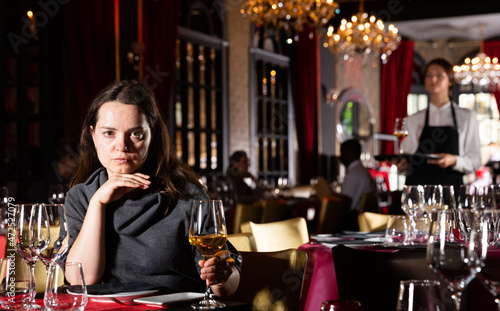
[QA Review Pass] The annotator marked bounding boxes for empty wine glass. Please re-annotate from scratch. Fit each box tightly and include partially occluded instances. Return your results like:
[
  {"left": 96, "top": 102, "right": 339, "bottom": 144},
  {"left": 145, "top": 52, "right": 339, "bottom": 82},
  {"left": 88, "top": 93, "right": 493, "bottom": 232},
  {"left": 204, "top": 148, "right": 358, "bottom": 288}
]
[
  {"left": 189, "top": 200, "right": 228, "bottom": 309},
  {"left": 36, "top": 204, "right": 69, "bottom": 270},
  {"left": 401, "top": 185, "right": 425, "bottom": 244},
  {"left": 457, "top": 185, "right": 477, "bottom": 210},
  {"left": 477, "top": 185, "right": 497, "bottom": 209},
  {"left": 423, "top": 185, "right": 440, "bottom": 214},
  {"left": 476, "top": 209, "right": 500, "bottom": 310},
  {"left": 427, "top": 209, "right": 482, "bottom": 311},
  {"left": 393, "top": 117, "right": 408, "bottom": 154},
  {"left": 15, "top": 204, "right": 45, "bottom": 309}
]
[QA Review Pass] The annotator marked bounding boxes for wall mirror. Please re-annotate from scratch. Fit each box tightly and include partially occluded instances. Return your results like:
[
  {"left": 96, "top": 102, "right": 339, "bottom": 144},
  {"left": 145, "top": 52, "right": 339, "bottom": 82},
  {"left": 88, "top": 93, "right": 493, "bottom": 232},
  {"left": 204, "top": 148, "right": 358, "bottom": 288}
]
[{"left": 335, "top": 88, "right": 375, "bottom": 151}]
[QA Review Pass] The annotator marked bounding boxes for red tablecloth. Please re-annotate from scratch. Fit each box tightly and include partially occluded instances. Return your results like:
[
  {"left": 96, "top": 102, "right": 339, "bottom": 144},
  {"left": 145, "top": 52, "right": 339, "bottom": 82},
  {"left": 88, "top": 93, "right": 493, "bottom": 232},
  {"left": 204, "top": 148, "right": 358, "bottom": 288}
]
[
  {"left": 299, "top": 242, "right": 338, "bottom": 311},
  {"left": 300, "top": 243, "right": 500, "bottom": 311}
]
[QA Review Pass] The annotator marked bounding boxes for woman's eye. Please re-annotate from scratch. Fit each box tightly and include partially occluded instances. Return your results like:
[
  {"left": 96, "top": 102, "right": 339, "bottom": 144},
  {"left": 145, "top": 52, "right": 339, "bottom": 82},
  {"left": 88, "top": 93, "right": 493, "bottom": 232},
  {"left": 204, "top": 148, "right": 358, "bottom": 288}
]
[
  {"left": 131, "top": 131, "right": 143, "bottom": 139},
  {"left": 103, "top": 131, "right": 114, "bottom": 137}
]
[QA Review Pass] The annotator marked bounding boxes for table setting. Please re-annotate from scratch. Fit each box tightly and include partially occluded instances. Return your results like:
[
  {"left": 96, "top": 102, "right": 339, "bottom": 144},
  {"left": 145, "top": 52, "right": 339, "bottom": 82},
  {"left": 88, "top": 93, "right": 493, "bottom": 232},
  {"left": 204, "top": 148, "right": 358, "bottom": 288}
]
[
  {"left": 306, "top": 183, "right": 500, "bottom": 311},
  {"left": 0, "top": 202, "right": 251, "bottom": 310}
]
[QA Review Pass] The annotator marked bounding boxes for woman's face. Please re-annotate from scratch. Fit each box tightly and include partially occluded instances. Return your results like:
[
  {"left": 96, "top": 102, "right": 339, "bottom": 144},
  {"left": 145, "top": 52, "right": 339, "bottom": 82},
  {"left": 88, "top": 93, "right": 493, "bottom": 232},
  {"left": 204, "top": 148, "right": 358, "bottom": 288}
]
[
  {"left": 424, "top": 64, "right": 452, "bottom": 96},
  {"left": 91, "top": 101, "right": 151, "bottom": 178}
]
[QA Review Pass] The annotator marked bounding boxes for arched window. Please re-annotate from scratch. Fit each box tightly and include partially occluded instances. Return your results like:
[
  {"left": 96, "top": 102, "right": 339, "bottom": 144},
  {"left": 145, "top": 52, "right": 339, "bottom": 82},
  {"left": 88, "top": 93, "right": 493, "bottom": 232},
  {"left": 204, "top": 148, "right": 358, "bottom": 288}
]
[{"left": 174, "top": 0, "right": 228, "bottom": 179}]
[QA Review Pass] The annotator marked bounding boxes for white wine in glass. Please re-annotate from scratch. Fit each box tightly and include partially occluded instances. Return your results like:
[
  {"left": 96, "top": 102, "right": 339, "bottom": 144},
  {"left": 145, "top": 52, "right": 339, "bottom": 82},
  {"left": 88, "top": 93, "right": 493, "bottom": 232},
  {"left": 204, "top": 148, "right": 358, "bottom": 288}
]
[
  {"left": 189, "top": 200, "right": 228, "bottom": 309},
  {"left": 393, "top": 117, "right": 408, "bottom": 154}
]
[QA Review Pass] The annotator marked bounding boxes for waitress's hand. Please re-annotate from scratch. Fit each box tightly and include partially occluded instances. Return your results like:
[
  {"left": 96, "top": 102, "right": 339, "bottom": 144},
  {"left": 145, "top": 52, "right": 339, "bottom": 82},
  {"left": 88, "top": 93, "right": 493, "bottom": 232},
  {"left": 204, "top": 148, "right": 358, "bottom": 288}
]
[
  {"left": 427, "top": 153, "right": 456, "bottom": 168},
  {"left": 92, "top": 173, "right": 151, "bottom": 205}
]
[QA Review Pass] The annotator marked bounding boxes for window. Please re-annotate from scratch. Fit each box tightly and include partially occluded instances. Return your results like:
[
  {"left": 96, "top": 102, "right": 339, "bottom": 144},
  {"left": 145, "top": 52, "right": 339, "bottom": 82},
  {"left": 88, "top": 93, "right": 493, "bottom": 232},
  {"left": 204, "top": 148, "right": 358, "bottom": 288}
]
[
  {"left": 175, "top": 1, "right": 228, "bottom": 178},
  {"left": 250, "top": 28, "right": 294, "bottom": 185}
]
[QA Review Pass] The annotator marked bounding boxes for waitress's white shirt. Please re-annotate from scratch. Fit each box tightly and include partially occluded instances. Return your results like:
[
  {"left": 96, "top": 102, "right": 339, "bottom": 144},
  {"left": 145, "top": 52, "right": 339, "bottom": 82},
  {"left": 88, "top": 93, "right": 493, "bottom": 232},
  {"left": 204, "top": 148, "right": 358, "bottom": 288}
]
[{"left": 401, "top": 101, "right": 482, "bottom": 174}]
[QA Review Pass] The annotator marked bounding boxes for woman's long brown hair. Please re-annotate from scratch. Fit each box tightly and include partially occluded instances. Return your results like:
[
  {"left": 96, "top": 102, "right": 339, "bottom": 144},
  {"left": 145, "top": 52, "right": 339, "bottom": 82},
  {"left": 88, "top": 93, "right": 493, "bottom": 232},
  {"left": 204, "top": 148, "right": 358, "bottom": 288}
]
[{"left": 70, "top": 80, "right": 201, "bottom": 200}]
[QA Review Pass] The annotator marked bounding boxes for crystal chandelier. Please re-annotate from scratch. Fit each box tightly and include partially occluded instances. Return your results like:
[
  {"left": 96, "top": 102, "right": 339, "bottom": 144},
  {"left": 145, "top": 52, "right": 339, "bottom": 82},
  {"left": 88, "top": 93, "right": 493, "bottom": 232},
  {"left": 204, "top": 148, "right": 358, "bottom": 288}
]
[
  {"left": 453, "top": 26, "right": 500, "bottom": 92},
  {"left": 323, "top": 0, "right": 400, "bottom": 62},
  {"left": 240, "top": 0, "right": 339, "bottom": 40}
]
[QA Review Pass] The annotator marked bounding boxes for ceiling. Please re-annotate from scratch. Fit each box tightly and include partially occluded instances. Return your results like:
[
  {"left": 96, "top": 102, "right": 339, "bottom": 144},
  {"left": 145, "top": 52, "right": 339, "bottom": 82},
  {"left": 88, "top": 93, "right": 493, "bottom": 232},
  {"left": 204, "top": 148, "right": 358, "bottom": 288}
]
[{"left": 333, "top": 0, "right": 500, "bottom": 42}]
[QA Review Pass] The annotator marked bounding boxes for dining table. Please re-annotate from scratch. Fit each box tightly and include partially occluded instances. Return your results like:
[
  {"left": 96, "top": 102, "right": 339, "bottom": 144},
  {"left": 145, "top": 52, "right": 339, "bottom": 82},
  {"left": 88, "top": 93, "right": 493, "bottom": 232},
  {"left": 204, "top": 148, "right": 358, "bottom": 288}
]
[
  {"left": 33, "top": 298, "right": 250, "bottom": 310},
  {"left": 299, "top": 232, "right": 499, "bottom": 311}
]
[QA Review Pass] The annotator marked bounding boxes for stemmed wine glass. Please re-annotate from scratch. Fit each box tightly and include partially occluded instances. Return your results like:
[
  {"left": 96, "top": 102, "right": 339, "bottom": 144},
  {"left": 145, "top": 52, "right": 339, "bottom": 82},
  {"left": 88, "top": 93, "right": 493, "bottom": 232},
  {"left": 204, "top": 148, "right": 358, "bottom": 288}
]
[
  {"left": 427, "top": 209, "right": 482, "bottom": 311},
  {"left": 457, "top": 185, "right": 477, "bottom": 210},
  {"left": 476, "top": 209, "right": 500, "bottom": 310},
  {"left": 401, "top": 185, "right": 425, "bottom": 244},
  {"left": 33, "top": 204, "right": 69, "bottom": 271},
  {"left": 393, "top": 117, "right": 408, "bottom": 154},
  {"left": 15, "top": 204, "right": 47, "bottom": 309},
  {"left": 189, "top": 200, "right": 228, "bottom": 309}
]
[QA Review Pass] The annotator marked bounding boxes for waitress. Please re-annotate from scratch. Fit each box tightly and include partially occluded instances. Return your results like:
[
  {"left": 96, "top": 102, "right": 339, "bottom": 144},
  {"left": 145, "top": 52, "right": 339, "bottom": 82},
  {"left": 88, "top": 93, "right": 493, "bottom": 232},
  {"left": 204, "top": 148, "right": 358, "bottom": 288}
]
[{"left": 401, "top": 58, "right": 481, "bottom": 191}]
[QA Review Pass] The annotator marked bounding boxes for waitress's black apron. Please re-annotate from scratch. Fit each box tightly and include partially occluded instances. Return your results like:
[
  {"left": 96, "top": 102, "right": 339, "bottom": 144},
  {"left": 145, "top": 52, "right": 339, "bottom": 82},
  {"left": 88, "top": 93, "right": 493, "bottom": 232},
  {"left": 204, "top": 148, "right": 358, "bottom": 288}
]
[{"left": 405, "top": 104, "right": 463, "bottom": 192}]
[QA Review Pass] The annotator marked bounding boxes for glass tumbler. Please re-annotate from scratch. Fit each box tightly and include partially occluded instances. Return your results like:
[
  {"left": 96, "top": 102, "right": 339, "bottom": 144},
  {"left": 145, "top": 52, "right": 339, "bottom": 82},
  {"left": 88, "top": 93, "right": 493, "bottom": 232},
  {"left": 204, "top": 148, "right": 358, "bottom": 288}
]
[
  {"left": 384, "top": 215, "right": 408, "bottom": 246},
  {"left": 44, "top": 262, "right": 87, "bottom": 311},
  {"left": 0, "top": 257, "right": 30, "bottom": 310}
]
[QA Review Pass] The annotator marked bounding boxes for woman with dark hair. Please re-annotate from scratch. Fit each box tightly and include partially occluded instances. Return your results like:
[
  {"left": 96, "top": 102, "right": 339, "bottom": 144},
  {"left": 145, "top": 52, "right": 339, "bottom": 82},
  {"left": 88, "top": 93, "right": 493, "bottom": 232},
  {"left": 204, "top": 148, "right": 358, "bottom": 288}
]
[
  {"left": 401, "top": 58, "right": 481, "bottom": 190},
  {"left": 65, "top": 80, "right": 240, "bottom": 297}
]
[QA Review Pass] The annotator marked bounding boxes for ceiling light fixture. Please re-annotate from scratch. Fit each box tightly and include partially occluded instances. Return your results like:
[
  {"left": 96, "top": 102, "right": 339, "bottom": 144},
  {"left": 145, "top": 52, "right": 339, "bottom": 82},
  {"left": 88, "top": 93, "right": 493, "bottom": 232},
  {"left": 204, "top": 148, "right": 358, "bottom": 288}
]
[
  {"left": 323, "top": 0, "right": 400, "bottom": 62},
  {"left": 453, "top": 25, "right": 500, "bottom": 92},
  {"left": 240, "top": 0, "right": 339, "bottom": 41}
]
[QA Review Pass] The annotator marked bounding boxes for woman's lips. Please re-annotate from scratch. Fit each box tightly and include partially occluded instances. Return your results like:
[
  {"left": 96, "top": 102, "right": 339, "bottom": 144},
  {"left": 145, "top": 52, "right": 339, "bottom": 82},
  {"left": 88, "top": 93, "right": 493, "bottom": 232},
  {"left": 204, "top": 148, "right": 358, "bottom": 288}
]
[{"left": 113, "top": 158, "right": 129, "bottom": 164}]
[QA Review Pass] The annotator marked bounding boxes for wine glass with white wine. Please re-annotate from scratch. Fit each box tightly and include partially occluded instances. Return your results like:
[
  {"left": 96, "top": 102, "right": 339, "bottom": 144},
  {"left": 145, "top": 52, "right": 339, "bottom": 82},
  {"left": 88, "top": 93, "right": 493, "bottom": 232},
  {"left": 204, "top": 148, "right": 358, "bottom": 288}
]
[
  {"left": 393, "top": 117, "right": 408, "bottom": 154},
  {"left": 189, "top": 200, "right": 228, "bottom": 309}
]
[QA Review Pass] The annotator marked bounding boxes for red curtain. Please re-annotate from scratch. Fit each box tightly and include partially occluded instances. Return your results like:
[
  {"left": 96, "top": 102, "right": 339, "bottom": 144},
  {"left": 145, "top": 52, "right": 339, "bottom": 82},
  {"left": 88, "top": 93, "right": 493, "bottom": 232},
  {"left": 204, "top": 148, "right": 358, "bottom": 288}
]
[
  {"left": 292, "top": 26, "right": 319, "bottom": 184},
  {"left": 63, "top": 1, "right": 116, "bottom": 122},
  {"left": 484, "top": 40, "right": 500, "bottom": 112},
  {"left": 380, "top": 40, "right": 415, "bottom": 154},
  {"left": 141, "top": 0, "right": 180, "bottom": 120}
]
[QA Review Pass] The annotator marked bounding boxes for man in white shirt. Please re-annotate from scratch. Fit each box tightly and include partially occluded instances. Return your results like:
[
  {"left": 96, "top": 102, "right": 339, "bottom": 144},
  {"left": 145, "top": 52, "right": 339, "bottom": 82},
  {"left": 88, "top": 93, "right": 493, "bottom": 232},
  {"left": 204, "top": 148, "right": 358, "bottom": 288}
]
[{"left": 340, "top": 139, "right": 377, "bottom": 230}]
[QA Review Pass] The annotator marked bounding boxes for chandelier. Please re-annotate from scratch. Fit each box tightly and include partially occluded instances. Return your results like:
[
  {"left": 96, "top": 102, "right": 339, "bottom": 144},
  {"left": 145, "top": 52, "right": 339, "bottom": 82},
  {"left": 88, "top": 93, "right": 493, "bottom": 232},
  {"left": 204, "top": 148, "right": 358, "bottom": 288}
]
[
  {"left": 240, "top": 0, "right": 339, "bottom": 40},
  {"left": 453, "top": 26, "right": 500, "bottom": 91},
  {"left": 323, "top": 0, "right": 400, "bottom": 62}
]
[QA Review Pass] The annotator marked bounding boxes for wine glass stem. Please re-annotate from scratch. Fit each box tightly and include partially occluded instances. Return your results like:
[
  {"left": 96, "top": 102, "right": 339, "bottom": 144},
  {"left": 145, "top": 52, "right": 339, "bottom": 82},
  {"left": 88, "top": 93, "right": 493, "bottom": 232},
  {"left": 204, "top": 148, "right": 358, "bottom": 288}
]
[
  {"left": 452, "top": 293, "right": 462, "bottom": 311},
  {"left": 408, "top": 217, "right": 416, "bottom": 243},
  {"left": 28, "top": 262, "right": 37, "bottom": 303}
]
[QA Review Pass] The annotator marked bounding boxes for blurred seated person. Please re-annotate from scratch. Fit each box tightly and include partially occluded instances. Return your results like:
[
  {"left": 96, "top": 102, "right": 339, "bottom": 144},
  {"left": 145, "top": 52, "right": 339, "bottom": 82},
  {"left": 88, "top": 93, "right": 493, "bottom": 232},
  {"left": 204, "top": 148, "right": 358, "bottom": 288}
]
[
  {"left": 30, "top": 138, "right": 80, "bottom": 203},
  {"left": 226, "top": 151, "right": 262, "bottom": 204},
  {"left": 340, "top": 139, "right": 377, "bottom": 231}
]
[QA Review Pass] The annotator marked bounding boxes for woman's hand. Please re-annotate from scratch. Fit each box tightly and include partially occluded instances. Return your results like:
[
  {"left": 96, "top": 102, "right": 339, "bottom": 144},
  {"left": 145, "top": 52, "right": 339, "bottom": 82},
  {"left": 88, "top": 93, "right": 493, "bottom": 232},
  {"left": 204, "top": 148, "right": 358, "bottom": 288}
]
[
  {"left": 92, "top": 173, "right": 151, "bottom": 205},
  {"left": 427, "top": 153, "right": 456, "bottom": 169},
  {"left": 198, "top": 250, "right": 239, "bottom": 297},
  {"left": 199, "top": 250, "right": 235, "bottom": 286}
]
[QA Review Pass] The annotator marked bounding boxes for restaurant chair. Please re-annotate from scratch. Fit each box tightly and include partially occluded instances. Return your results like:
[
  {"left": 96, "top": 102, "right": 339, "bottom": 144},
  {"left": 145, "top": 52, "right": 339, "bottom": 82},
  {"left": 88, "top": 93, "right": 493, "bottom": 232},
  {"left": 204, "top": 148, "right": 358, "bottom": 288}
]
[
  {"left": 311, "top": 176, "right": 335, "bottom": 201},
  {"left": 232, "top": 203, "right": 262, "bottom": 234},
  {"left": 240, "top": 217, "right": 309, "bottom": 251},
  {"left": 227, "top": 232, "right": 256, "bottom": 252},
  {"left": 259, "top": 199, "right": 287, "bottom": 223},
  {"left": 316, "top": 196, "right": 348, "bottom": 234},
  {"left": 358, "top": 211, "right": 392, "bottom": 232},
  {"left": 358, "top": 192, "right": 379, "bottom": 214},
  {"left": 229, "top": 249, "right": 308, "bottom": 311},
  {"left": 331, "top": 244, "right": 441, "bottom": 311}
]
